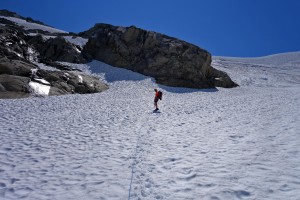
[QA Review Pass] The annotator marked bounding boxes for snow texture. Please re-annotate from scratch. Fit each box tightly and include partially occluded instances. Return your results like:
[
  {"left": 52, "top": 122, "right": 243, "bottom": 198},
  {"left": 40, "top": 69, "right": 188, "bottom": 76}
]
[
  {"left": 63, "top": 36, "right": 88, "bottom": 48},
  {"left": 0, "top": 16, "right": 67, "bottom": 34},
  {"left": 0, "top": 53, "right": 300, "bottom": 200},
  {"left": 28, "top": 79, "right": 51, "bottom": 96}
]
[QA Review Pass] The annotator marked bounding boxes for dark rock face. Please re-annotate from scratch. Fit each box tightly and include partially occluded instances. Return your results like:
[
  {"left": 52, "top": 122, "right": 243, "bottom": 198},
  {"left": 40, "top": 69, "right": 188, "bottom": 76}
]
[
  {"left": 0, "top": 26, "right": 32, "bottom": 61},
  {"left": 27, "top": 35, "right": 87, "bottom": 63},
  {"left": 0, "top": 57, "right": 108, "bottom": 99},
  {"left": 82, "top": 24, "right": 238, "bottom": 88},
  {"left": 1, "top": 9, "right": 238, "bottom": 100},
  {"left": 0, "top": 22, "right": 108, "bottom": 99},
  {"left": 37, "top": 70, "right": 108, "bottom": 95},
  {"left": 0, "top": 74, "right": 30, "bottom": 92},
  {"left": 0, "top": 58, "right": 35, "bottom": 76},
  {"left": 0, "top": 25, "right": 37, "bottom": 98}
]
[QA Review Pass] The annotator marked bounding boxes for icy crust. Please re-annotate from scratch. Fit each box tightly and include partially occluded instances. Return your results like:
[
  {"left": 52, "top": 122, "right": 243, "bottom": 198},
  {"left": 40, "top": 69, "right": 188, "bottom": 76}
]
[
  {"left": 212, "top": 52, "right": 300, "bottom": 88},
  {"left": 214, "top": 51, "right": 300, "bottom": 67},
  {"left": 0, "top": 16, "right": 67, "bottom": 33},
  {"left": 0, "top": 55, "right": 299, "bottom": 199}
]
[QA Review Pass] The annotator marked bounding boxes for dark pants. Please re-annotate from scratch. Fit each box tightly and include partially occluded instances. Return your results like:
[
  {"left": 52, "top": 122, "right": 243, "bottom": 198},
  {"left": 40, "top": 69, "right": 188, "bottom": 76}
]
[{"left": 154, "top": 97, "right": 159, "bottom": 109}]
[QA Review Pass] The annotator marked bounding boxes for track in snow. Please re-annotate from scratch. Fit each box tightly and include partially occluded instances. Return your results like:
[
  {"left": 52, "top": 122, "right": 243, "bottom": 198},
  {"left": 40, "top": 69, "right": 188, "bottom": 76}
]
[{"left": 1, "top": 58, "right": 300, "bottom": 200}]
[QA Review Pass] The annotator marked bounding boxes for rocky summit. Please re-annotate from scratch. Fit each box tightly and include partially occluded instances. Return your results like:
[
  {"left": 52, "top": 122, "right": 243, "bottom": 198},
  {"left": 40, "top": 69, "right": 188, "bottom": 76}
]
[{"left": 81, "top": 23, "right": 238, "bottom": 88}]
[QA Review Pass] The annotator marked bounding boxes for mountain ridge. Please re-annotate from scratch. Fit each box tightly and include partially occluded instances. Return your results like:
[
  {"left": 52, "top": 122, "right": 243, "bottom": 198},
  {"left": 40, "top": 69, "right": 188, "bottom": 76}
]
[{"left": 1, "top": 9, "right": 298, "bottom": 99}]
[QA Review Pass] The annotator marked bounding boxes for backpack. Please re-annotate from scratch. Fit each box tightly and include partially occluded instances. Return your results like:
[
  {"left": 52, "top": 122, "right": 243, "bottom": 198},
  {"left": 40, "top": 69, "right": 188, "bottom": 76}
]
[{"left": 158, "top": 91, "right": 162, "bottom": 100}]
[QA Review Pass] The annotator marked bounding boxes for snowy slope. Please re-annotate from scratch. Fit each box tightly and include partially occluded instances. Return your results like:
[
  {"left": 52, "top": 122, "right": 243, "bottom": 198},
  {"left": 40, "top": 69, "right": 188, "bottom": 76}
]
[
  {"left": 1, "top": 52, "right": 300, "bottom": 200},
  {"left": 213, "top": 52, "right": 300, "bottom": 88},
  {"left": 214, "top": 51, "right": 300, "bottom": 66},
  {"left": 0, "top": 16, "right": 67, "bottom": 34},
  {"left": 0, "top": 15, "right": 88, "bottom": 53}
]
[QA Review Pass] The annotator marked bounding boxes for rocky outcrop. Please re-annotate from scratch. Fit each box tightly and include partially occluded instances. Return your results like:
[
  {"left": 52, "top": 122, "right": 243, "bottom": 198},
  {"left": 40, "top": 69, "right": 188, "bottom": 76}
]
[
  {"left": 0, "top": 58, "right": 35, "bottom": 76},
  {"left": 81, "top": 24, "right": 238, "bottom": 88},
  {"left": 0, "top": 74, "right": 30, "bottom": 93},
  {"left": 1, "top": 9, "right": 238, "bottom": 100},
  {"left": 0, "top": 56, "right": 108, "bottom": 99},
  {"left": 206, "top": 67, "right": 238, "bottom": 88},
  {"left": 0, "top": 23, "right": 108, "bottom": 99},
  {"left": 27, "top": 35, "right": 87, "bottom": 63},
  {"left": 36, "top": 69, "right": 108, "bottom": 95},
  {"left": 0, "top": 56, "right": 34, "bottom": 98}
]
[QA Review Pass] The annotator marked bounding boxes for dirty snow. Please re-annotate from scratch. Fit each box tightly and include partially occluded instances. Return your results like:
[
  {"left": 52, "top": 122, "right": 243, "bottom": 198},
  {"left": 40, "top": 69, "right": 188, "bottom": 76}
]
[
  {"left": 28, "top": 79, "right": 51, "bottom": 96},
  {"left": 0, "top": 53, "right": 299, "bottom": 200}
]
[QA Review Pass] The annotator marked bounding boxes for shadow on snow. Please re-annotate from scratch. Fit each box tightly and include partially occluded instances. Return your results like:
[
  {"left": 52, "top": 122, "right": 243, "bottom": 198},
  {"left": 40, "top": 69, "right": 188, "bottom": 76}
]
[
  {"left": 86, "top": 61, "right": 148, "bottom": 82},
  {"left": 159, "top": 84, "right": 219, "bottom": 93},
  {"left": 86, "top": 60, "right": 219, "bottom": 93}
]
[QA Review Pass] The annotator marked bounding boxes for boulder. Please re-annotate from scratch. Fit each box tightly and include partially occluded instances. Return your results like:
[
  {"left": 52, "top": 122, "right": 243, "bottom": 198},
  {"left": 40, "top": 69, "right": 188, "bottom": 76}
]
[
  {"left": 0, "top": 91, "right": 30, "bottom": 99},
  {"left": 0, "top": 24, "right": 108, "bottom": 99},
  {"left": 82, "top": 23, "right": 238, "bottom": 88},
  {"left": 0, "top": 57, "right": 37, "bottom": 76},
  {"left": 37, "top": 70, "right": 109, "bottom": 95},
  {"left": 0, "top": 74, "right": 30, "bottom": 92},
  {"left": 207, "top": 67, "right": 239, "bottom": 88}
]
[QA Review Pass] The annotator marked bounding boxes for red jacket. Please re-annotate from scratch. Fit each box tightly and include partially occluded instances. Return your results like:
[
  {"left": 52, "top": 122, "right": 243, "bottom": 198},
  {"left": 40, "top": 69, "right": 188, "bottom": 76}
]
[
  {"left": 154, "top": 91, "right": 159, "bottom": 101},
  {"left": 155, "top": 91, "right": 159, "bottom": 98}
]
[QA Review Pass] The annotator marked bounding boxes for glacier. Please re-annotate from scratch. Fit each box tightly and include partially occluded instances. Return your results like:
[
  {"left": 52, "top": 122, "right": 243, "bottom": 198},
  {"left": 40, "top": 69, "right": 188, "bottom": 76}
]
[{"left": 0, "top": 53, "right": 300, "bottom": 199}]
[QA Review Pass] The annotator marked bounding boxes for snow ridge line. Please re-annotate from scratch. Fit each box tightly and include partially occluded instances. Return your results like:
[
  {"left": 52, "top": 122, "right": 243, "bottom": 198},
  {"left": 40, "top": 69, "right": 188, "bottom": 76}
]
[{"left": 128, "top": 113, "right": 148, "bottom": 200}]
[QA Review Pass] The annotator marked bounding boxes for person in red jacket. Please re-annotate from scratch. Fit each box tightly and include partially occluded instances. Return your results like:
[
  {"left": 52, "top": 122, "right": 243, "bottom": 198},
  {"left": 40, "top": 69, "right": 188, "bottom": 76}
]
[{"left": 154, "top": 89, "right": 160, "bottom": 111}]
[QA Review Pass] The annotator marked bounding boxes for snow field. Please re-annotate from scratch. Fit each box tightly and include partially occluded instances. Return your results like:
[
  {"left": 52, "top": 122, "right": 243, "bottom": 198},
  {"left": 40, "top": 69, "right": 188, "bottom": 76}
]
[
  {"left": 0, "top": 16, "right": 67, "bottom": 34},
  {"left": 0, "top": 56, "right": 300, "bottom": 199}
]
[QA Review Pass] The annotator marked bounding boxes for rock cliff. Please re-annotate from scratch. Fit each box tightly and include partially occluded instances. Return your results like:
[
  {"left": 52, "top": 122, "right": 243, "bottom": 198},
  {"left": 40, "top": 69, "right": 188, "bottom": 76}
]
[
  {"left": 0, "top": 10, "right": 238, "bottom": 99},
  {"left": 81, "top": 23, "right": 238, "bottom": 88},
  {"left": 0, "top": 11, "right": 108, "bottom": 99}
]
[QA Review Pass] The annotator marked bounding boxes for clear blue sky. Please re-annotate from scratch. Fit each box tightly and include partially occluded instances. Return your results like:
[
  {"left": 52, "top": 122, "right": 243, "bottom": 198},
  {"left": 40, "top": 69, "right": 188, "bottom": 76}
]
[{"left": 1, "top": 0, "right": 299, "bottom": 57}]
